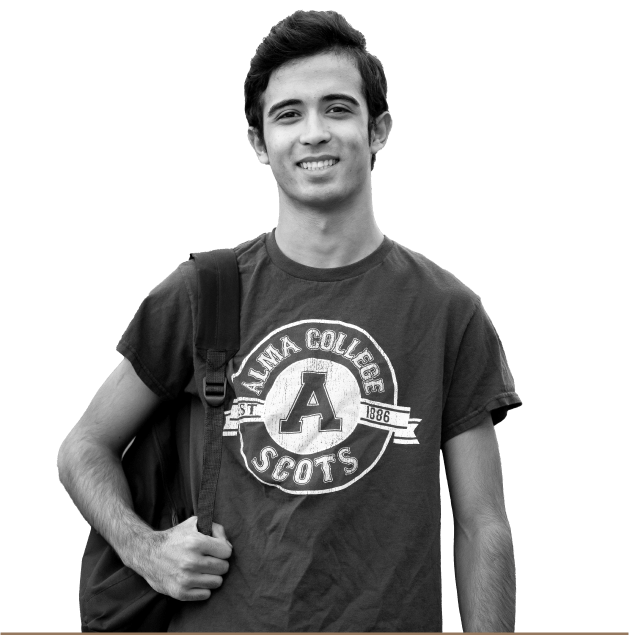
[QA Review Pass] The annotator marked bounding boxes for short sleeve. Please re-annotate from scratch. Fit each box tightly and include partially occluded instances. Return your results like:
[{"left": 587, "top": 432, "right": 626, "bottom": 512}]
[
  {"left": 441, "top": 301, "right": 522, "bottom": 445},
  {"left": 116, "top": 265, "right": 194, "bottom": 399}
]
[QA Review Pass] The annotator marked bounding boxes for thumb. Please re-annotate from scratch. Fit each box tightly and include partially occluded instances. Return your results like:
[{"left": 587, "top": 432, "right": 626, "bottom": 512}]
[{"left": 211, "top": 522, "right": 231, "bottom": 545}]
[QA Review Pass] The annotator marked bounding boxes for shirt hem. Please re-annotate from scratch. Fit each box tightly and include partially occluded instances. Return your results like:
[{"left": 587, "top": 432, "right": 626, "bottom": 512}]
[{"left": 441, "top": 391, "right": 522, "bottom": 445}]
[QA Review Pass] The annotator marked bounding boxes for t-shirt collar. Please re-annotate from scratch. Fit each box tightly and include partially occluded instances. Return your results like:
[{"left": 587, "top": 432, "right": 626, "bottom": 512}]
[{"left": 265, "top": 228, "right": 394, "bottom": 282}]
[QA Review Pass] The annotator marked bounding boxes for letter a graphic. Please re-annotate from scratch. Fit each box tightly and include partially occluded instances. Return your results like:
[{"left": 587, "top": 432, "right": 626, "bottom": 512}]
[{"left": 280, "top": 371, "right": 342, "bottom": 433}]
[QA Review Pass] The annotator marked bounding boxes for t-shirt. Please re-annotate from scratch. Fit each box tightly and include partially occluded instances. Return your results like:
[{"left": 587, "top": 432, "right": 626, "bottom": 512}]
[{"left": 118, "top": 231, "right": 522, "bottom": 632}]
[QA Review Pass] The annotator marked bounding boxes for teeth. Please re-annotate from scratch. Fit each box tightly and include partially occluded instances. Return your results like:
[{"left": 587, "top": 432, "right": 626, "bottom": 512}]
[{"left": 299, "top": 159, "right": 338, "bottom": 170}]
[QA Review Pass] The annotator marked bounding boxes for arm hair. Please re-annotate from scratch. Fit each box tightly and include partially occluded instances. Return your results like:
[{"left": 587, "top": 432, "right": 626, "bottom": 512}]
[
  {"left": 454, "top": 516, "right": 516, "bottom": 631},
  {"left": 57, "top": 359, "right": 165, "bottom": 573}
]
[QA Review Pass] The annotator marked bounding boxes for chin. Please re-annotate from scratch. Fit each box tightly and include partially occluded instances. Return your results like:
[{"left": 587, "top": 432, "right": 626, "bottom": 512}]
[{"left": 293, "top": 186, "right": 352, "bottom": 210}]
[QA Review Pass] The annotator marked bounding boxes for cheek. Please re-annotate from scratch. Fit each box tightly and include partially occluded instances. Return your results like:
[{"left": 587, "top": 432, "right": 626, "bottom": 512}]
[
  {"left": 344, "top": 124, "right": 372, "bottom": 155},
  {"left": 266, "top": 142, "right": 299, "bottom": 188},
  {"left": 266, "top": 138, "right": 293, "bottom": 173}
]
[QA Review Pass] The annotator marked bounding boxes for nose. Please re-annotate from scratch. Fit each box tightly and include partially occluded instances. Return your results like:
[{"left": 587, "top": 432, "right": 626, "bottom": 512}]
[{"left": 299, "top": 113, "right": 331, "bottom": 146}]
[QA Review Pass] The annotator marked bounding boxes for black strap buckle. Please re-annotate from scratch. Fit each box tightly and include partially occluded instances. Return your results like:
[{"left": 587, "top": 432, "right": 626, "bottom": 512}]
[{"left": 203, "top": 377, "right": 227, "bottom": 407}]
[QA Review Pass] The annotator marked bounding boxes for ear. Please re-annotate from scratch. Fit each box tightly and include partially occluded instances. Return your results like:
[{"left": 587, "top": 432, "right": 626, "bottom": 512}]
[
  {"left": 248, "top": 126, "right": 270, "bottom": 165},
  {"left": 370, "top": 112, "right": 393, "bottom": 155}
]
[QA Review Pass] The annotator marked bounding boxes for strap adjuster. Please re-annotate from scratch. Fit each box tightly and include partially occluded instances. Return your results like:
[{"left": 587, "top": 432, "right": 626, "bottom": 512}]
[{"left": 203, "top": 377, "right": 227, "bottom": 407}]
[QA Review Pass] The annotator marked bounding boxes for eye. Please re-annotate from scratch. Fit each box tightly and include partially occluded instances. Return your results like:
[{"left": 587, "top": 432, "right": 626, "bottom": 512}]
[
  {"left": 328, "top": 105, "right": 351, "bottom": 114},
  {"left": 277, "top": 111, "right": 300, "bottom": 120}
]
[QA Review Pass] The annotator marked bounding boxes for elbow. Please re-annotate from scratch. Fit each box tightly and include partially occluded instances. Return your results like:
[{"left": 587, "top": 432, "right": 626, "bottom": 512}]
[
  {"left": 455, "top": 510, "right": 512, "bottom": 542},
  {"left": 57, "top": 426, "right": 89, "bottom": 489},
  {"left": 57, "top": 429, "right": 120, "bottom": 489},
  {"left": 57, "top": 433, "right": 74, "bottom": 489}
]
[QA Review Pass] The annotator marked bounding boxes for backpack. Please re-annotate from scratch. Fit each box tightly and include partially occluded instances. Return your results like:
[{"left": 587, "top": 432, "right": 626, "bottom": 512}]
[{"left": 79, "top": 249, "right": 240, "bottom": 632}]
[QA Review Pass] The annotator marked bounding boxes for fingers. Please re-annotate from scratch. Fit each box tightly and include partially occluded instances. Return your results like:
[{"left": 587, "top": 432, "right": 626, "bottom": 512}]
[
  {"left": 171, "top": 574, "right": 224, "bottom": 602},
  {"left": 211, "top": 522, "right": 229, "bottom": 542},
  {"left": 179, "top": 588, "right": 212, "bottom": 602},
  {"left": 141, "top": 519, "right": 233, "bottom": 603},
  {"left": 189, "top": 573, "right": 224, "bottom": 590},
  {"left": 175, "top": 517, "right": 232, "bottom": 558},
  {"left": 198, "top": 537, "right": 232, "bottom": 560},
  {"left": 190, "top": 555, "right": 230, "bottom": 576},
  {"left": 194, "top": 522, "right": 232, "bottom": 560}
]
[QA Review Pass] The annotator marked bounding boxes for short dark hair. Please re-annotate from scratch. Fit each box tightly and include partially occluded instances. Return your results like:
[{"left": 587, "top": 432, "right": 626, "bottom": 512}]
[{"left": 244, "top": 10, "right": 389, "bottom": 169}]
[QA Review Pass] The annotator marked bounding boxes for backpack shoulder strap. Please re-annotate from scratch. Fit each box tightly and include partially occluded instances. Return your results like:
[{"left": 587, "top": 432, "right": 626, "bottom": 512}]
[
  {"left": 192, "top": 249, "right": 240, "bottom": 353},
  {"left": 189, "top": 249, "right": 240, "bottom": 536}
]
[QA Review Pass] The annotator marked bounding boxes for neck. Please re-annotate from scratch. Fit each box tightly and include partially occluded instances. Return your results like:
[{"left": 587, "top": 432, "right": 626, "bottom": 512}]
[{"left": 275, "top": 191, "right": 384, "bottom": 269}]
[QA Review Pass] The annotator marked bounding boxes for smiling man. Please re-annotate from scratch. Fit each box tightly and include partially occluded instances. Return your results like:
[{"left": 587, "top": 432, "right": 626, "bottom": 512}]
[{"left": 58, "top": 10, "right": 521, "bottom": 633}]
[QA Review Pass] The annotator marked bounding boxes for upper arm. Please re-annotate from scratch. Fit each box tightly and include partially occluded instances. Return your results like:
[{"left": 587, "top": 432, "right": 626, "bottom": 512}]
[
  {"left": 442, "top": 415, "right": 509, "bottom": 530},
  {"left": 63, "top": 358, "right": 164, "bottom": 456}
]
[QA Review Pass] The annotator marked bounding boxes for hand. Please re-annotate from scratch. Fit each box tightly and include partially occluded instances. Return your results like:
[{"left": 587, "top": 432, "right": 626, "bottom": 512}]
[{"left": 137, "top": 516, "right": 233, "bottom": 601}]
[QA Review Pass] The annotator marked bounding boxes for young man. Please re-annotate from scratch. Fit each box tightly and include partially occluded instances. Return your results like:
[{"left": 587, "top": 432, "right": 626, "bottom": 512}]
[{"left": 59, "top": 10, "right": 521, "bottom": 632}]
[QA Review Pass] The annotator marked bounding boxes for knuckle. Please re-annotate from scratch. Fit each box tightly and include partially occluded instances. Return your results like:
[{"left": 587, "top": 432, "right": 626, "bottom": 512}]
[
  {"left": 174, "top": 570, "right": 191, "bottom": 590},
  {"left": 186, "top": 534, "right": 201, "bottom": 549}
]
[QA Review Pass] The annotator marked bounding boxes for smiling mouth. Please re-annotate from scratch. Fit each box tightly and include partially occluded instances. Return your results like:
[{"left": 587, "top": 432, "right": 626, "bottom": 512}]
[{"left": 298, "top": 159, "right": 339, "bottom": 171}]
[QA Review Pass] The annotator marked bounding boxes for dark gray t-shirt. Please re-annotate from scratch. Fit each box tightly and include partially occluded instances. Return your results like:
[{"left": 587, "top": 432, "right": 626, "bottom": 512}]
[{"left": 118, "top": 231, "right": 521, "bottom": 632}]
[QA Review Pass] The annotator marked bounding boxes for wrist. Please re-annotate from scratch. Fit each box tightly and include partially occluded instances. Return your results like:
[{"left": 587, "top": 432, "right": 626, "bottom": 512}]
[{"left": 110, "top": 511, "right": 158, "bottom": 572}]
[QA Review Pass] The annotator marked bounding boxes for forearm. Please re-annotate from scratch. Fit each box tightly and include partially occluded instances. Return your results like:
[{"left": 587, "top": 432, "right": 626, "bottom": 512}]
[
  {"left": 57, "top": 434, "right": 156, "bottom": 572},
  {"left": 453, "top": 519, "right": 516, "bottom": 632},
  {"left": 58, "top": 432, "right": 232, "bottom": 601}
]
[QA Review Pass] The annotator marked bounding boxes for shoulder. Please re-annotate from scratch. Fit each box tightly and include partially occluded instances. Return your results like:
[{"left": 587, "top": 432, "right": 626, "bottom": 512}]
[
  {"left": 142, "top": 262, "right": 191, "bottom": 305},
  {"left": 175, "top": 233, "right": 269, "bottom": 294},
  {"left": 385, "top": 240, "right": 481, "bottom": 316},
  {"left": 133, "top": 233, "right": 265, "bottom": 314},
  {"left": 178, "top": 233, "right": 268, "bottom": 266},
  {"left": 233, "top": 233, "right": 269, "bottom": 273}
]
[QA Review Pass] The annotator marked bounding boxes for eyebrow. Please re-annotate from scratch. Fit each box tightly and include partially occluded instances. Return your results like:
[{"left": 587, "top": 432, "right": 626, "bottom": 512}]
[{"left": 266, "top": 93, "right": 361, "bottom": 119}]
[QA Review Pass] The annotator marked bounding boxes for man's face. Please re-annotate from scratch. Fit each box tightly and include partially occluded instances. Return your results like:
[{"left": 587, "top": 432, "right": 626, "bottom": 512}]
[{"left": 251, "top": 52, "right": 375, "bottom": 210}]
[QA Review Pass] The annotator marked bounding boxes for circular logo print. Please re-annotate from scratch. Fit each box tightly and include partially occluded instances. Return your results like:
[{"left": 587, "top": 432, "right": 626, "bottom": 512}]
[{"left": 228, "top": 320, "right": 414, "bottom": 494}]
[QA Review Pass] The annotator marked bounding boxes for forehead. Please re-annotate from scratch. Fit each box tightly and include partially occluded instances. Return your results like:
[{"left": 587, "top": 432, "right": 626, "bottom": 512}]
[{"left": 263, "top": 52, "right": 365, "bottom": 111}]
